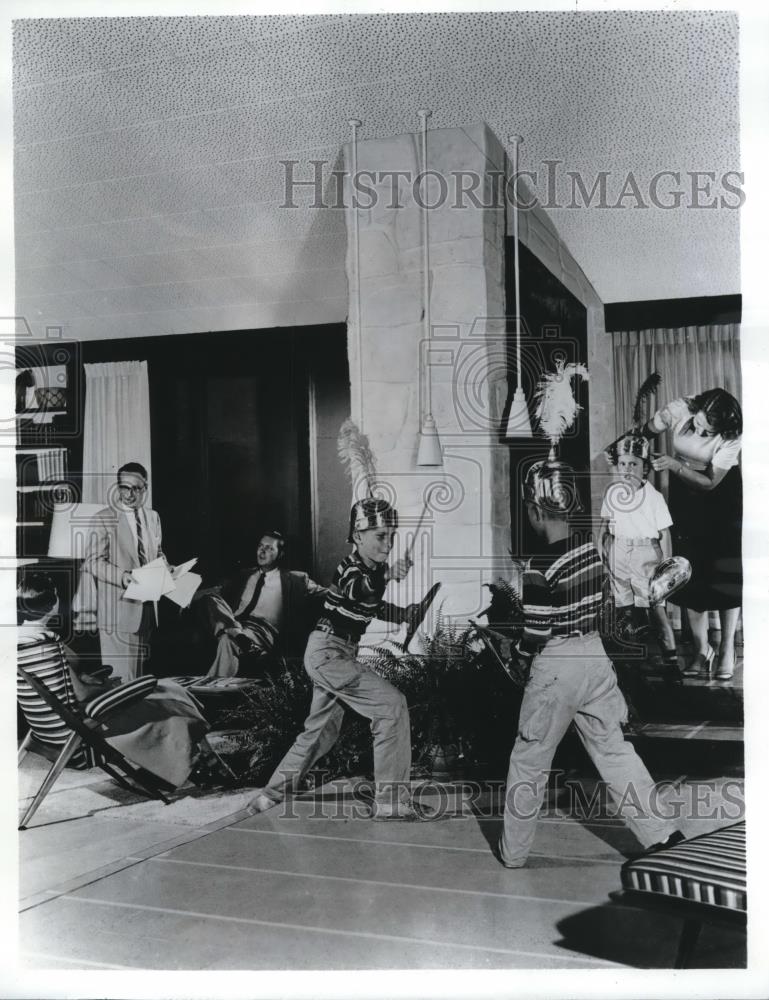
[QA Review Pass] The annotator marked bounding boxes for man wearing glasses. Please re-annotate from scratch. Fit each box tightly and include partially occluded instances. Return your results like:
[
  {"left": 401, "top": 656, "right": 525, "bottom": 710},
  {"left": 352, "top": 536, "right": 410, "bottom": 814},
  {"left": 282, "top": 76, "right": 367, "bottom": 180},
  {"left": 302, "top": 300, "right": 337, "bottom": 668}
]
[{"left": 83, "top": 462, "right": 165, "bottom": 681}]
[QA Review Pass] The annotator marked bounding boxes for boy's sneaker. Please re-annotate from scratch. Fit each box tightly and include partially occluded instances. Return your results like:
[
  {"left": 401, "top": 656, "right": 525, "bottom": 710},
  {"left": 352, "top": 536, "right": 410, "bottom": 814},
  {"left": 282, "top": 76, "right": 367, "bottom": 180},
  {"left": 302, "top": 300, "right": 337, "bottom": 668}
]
[
  {"left": 494, "top": 842, "right": 527, "bottom": 869},
  {"left": 644, "top": 829, "right": 686, "bottom": 853},
  {"left": 369, "top": 800, "right": 449, "bottom": 822},
  {"left": 627, "top": 830, "right": 686, "bottom": 860},
  {"left": 246, "top": 790, "right": 279, "bottom": 815}
]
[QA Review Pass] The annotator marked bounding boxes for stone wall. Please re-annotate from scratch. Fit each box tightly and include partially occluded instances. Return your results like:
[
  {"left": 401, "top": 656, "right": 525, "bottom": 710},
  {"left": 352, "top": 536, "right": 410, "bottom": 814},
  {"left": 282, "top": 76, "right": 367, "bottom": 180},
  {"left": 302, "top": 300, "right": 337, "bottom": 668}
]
[
  {"left": 342, "top": 123, "right": 511, "bottom": 639},
  {"left": 342, "top": 122, "right": 608, "bottom": 640}
]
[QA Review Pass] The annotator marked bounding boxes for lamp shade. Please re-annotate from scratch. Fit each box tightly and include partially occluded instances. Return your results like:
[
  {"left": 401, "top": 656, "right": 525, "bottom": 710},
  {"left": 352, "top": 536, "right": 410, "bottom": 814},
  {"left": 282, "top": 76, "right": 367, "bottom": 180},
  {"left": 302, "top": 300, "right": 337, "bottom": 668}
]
[
  {"left": 416, "top": 414, "right": 443, "bottom": 466},
  {"left": 505, "top": 386, "right": 533, "bottom": 438},
  {"left": 48, "top": 502, "right": 103, "bottom": 559}
]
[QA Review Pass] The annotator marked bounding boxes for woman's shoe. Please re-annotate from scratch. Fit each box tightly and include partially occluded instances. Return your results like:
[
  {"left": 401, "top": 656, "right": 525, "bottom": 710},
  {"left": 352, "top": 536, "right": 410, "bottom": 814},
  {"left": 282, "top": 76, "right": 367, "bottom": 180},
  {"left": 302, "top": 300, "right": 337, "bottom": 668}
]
[
  {"left": 682, "top": 645, "right": 715, "bottom": 678},
  {"left": 715, "top": 650, "right": 736, "bottom": 682}
]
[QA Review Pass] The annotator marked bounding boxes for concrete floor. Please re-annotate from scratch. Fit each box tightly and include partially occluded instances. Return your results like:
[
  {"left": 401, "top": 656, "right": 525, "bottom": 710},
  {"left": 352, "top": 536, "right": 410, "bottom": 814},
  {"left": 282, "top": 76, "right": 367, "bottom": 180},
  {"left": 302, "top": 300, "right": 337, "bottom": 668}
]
[
  {"left": 16, "top": 635, "right": 746, "bottom": 974},
  {"left": 18, "top": 764, "right": 746, "bottom": 972}
]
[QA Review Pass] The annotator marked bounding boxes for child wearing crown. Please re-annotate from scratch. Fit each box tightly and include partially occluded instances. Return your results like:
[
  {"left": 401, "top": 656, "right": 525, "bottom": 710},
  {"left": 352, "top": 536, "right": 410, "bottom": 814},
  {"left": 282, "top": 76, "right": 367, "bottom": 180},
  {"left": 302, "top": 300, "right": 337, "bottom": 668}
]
[
  {"left": 497, "top": 457, "right": 684, "bottom": 867},
  {"left": 247, "top": 497, "right": 432, "bottom": 821},
  {"left": 599, "top": 432, "right": 678, "bottom": 677}
]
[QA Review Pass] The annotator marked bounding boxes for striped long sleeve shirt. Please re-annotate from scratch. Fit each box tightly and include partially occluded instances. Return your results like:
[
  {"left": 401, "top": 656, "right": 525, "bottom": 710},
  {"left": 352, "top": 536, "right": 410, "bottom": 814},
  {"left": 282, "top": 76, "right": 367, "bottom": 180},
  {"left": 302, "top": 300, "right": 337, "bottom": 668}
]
[
  {"left": 517, "top": 535, "right": 606, "bottom": 658},
  {"left": 320, "top": 550, "right": 403, "bottom": 641}
]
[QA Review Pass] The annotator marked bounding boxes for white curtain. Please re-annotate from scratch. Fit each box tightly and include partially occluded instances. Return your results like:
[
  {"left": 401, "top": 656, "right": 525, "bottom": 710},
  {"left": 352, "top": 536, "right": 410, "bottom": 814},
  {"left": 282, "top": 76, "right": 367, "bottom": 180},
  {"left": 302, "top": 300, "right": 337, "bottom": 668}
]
[
  {"left": 611, "top": 324, "right": 741, "bottom": 440},
  {"left": 81, "top": 361, "right": 152, "bottom": 505}
]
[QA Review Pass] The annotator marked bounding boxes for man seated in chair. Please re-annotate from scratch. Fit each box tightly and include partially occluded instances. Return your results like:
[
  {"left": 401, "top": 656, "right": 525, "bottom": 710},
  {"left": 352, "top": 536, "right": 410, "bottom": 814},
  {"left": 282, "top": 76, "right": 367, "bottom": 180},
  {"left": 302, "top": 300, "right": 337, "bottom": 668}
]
[{"left": 195, "top": 530, "right": 326, "bottom": 679}]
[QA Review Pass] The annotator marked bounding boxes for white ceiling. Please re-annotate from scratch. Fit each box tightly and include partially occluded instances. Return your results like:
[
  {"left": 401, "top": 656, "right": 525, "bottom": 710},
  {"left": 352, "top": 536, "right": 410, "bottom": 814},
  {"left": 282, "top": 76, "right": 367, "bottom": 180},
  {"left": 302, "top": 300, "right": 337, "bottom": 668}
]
[{"left": 13, "top": 11, "right": 740, "bottom": 341}]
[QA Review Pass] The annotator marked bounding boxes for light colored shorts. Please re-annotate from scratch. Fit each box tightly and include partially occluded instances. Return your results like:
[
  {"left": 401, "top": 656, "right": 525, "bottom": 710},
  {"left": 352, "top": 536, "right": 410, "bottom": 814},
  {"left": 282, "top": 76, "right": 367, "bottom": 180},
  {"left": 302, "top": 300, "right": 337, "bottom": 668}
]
[{"left": 608, "top": 536, "right": 662, "bottom": 608}]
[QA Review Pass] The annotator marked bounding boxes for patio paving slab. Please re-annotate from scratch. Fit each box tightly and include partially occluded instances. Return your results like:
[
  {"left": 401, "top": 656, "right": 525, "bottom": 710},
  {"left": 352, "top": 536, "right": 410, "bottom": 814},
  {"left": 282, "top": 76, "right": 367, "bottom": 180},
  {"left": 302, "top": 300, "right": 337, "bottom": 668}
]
[{"left": 19, "top": 797, "right": 746, "bottom": 971}]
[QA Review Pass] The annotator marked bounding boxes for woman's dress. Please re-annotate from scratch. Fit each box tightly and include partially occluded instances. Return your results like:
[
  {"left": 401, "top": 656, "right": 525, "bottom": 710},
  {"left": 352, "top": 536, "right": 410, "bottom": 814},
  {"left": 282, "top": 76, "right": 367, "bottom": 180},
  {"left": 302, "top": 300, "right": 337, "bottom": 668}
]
[{"left": 650, "top": 398, "right": 742, "bottom": 611}]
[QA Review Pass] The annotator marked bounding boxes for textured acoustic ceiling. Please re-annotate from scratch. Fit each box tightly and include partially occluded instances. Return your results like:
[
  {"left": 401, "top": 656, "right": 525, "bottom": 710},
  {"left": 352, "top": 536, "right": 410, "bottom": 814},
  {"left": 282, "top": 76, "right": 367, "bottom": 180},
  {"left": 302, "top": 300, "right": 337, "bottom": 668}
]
[{"left": 13, "top": 12, "right": 740, "bottom": 340}]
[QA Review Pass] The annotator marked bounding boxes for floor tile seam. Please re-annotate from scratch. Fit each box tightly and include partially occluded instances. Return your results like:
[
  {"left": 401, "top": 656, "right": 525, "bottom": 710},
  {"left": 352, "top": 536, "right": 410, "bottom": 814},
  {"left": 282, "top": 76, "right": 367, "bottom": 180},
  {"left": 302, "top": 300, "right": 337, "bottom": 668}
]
[
  {"left": 150, "top": 855, "right": 599, "bottom": 908},
  {"left": 17, "top": 951, "right": 617, "bottom": 972},
  {"left": 19, "top": 949, "right": 138, "bottom": 971},
  {"left": 59, "top": 894, "right": 622, "bottom": 966},
  {"left": 19, "top": 856, "right": 148, "bottom": 913},
  {"left": 223, "top": 827, "right": 623, "bottom": 865},
  {"left": 249, "top": 808, "right": 631, "bottom": 830},
  {"left": 18, "top": 808, "right": 257, "bottom": 913}
]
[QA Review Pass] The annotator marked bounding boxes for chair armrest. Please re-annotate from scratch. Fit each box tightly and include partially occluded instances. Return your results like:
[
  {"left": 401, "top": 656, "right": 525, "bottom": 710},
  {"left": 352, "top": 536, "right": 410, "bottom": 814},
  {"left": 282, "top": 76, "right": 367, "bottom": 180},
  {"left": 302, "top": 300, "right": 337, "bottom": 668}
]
[{"left": 84, "top": 676, "right": 158, "bottom": 719}]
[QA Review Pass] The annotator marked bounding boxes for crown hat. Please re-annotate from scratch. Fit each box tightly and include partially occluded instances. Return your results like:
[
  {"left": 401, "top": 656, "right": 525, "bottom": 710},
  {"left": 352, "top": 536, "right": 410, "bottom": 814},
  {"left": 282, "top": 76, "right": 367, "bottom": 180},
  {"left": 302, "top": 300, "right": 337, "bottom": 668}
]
[
  {"left": 522, "top": 459, "right": 583, "bottom": 515},
  {"left": 523, "top": 360, "right": 589, "bottom": 515},
  {"left": 605, "top": 372, "right": 661, "bottom": 466},
  {"left": 348, "top": 497, "right": 399, "bottom": 543},
  {"left": 614, "top": 431, "right": 651, "bottom": 462}
]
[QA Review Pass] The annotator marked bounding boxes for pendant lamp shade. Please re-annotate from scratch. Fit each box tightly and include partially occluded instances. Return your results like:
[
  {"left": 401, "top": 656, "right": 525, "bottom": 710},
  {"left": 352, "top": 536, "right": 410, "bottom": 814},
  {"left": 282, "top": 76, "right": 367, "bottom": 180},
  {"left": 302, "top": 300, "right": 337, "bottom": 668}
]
[
  {"left": 416, "top": 414, "right": 443, "bottom": 466},
  {"left": 505, "top": 134, "right": 533, "bottom": 439},
  {"left": 505, "top": 386, "right": 532, "bottom": 438}
]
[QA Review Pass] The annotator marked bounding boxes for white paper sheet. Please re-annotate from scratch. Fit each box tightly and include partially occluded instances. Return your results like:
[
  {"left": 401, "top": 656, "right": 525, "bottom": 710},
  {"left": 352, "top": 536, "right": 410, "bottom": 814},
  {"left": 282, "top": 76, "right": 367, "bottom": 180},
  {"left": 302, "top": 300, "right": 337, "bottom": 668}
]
[
  {"left": 171, "top": 557, "right": 198, "bottom": 579},
  {"left": 164, "top": 571, "right": 202, "bottom": 608},
  {"left": 124, "top": 557, "right": 174, "bottom": 602}
]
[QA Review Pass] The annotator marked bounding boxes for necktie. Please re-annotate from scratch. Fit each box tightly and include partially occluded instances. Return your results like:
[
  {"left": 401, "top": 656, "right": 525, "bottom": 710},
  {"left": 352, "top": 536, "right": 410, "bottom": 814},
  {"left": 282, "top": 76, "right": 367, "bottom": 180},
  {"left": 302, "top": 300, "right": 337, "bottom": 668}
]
[
  {"left": 134, "top": 509, "right": 147, "bottom": 566},
  {"left": 238, "top": 572, "right": 265, "bottom": 621}
]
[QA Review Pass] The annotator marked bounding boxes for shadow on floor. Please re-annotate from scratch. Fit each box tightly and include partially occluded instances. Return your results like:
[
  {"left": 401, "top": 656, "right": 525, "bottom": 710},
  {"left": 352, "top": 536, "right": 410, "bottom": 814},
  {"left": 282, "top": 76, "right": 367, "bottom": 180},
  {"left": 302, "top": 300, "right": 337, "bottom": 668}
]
[{"left": 555, "top": 901, "right": 746, "bottom": 968}]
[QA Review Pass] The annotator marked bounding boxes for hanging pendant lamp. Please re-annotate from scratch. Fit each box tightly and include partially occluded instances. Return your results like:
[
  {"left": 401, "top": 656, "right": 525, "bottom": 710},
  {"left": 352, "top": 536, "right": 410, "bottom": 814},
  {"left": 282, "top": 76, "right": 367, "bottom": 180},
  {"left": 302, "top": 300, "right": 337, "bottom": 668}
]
[
  {"left": 505, "top": 134, "right": 533, "bottom": 438},
  {"left": 416, "top": 109, "right": 444, "bottom": 467}
]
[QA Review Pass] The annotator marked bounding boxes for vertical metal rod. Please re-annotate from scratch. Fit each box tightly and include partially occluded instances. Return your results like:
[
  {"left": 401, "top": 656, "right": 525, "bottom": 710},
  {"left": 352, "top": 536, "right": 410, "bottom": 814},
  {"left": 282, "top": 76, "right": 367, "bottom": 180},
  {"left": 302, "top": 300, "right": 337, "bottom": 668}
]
[
  {"left": 418, "top": 109, "right": 432, "bottom": 418},
  {"left": 349, "top": 118, "right": 363, "bottom": 429},
  {"left": 509, "top": 134, "right": 523, "bottom": 392}
]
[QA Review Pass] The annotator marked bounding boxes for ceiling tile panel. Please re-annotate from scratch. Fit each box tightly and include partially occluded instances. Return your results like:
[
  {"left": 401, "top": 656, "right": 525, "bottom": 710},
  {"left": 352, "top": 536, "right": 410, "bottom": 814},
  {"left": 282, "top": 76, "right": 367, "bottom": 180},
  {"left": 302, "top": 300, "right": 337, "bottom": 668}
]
[
  {"left": 13, "top": 11, "right": 740, "bottom": 330},
  {"left": 13, "top": 263, "right": 95, "bottom": 297},
  {"left": 13, "top": 16, "right": 301, "bottom": 87},
  {"left": 191, "top": 233, "right": 348, "bottom": 281}
]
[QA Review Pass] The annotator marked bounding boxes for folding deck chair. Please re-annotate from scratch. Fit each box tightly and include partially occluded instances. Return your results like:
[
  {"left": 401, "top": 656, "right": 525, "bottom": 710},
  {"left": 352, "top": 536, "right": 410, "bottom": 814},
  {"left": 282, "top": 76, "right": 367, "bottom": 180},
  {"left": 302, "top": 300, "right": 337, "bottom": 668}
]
[{"left": 17, "top": 637, "right": 175, "bottom": 829}]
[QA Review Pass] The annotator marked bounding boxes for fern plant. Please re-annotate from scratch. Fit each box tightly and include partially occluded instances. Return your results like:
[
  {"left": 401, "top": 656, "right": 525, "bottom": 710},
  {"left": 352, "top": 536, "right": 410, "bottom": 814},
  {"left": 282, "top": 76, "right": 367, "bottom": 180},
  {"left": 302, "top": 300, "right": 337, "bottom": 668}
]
[
  {"left": 216, "top": 662, "right": 373, "bottom": 787},
  {"left": 216, "top": 597, "right": 524, "bottom": 786}
]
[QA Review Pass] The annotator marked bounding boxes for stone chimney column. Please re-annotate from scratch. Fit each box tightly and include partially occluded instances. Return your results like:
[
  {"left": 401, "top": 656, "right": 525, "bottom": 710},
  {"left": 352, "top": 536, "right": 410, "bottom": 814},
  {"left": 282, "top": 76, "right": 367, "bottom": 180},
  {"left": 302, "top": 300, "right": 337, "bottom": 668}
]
[{"left": 342, "top": 123, "right": 511, "bottom": 637}]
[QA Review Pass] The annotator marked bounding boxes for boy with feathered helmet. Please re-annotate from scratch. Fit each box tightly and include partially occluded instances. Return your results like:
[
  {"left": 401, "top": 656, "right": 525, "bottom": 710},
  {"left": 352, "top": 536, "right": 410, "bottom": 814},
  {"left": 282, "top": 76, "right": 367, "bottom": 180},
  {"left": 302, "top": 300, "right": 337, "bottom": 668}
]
[
  {"left": 247, "top": 497, "right": 433, "bottom": 821},
  {"left": 497, "top": 456, "right": 684, "bottom": 867},
  {"left": 599, "top": 430, "right": 678, "bottom": 677}
]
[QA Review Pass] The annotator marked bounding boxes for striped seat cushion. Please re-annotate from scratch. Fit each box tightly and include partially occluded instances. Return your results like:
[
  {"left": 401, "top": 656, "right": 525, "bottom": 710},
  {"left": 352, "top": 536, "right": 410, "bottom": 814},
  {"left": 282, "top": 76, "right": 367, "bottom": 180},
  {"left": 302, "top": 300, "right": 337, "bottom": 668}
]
[
  {"left": 621, "top": 822, "right": 746, "bottom": 913},
  {"left": 165, "top": 675, "right": 201, "bottom": 689},
  {"left": 84, "top": 676, "right": 158, "bottom": 719},
  {"left": 17, "top": 639, "right": 94, "bottom": 769}
]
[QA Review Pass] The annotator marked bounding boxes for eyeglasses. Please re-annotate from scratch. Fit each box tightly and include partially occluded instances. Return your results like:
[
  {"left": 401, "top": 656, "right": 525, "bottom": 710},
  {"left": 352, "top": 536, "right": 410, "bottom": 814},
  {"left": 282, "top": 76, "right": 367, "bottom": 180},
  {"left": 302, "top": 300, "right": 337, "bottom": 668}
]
[{"left": 117, "top": 484, "right": 147, "bottom": 496}]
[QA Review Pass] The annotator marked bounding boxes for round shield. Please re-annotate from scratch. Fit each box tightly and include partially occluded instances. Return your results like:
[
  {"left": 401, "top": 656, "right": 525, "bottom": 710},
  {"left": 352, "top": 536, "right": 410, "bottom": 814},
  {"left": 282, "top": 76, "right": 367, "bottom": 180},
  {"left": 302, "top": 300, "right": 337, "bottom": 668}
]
[{"left": 649, "top": 556, "right": 692, "bottom": 606}]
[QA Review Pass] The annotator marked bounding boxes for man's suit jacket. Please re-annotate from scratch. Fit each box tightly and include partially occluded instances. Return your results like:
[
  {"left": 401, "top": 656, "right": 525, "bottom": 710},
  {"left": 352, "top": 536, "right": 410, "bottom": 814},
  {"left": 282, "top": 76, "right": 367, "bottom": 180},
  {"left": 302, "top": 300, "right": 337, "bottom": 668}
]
[
  {"left": 203, "top": 566, "right": 326, "bottom": 656},
  {"left": 83, "top": 505, "right": 164, "bottom": 633}
]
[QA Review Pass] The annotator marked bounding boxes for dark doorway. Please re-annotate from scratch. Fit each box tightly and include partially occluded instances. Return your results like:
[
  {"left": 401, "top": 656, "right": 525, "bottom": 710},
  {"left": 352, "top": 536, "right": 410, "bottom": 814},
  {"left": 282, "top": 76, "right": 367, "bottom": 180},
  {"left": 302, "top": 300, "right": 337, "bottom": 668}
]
[
  {"left": 81, "top": 325, "right": 349, "bottom": 584},
  {"left": 505, "top": 241, "right": 590, "bottom": 558}
]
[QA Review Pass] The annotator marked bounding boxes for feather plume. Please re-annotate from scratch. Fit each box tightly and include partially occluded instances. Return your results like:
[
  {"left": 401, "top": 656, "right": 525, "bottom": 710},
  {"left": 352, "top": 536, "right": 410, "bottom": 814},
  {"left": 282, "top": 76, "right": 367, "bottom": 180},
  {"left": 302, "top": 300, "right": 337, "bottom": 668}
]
[
  {"left": 632, "top": 371, "right": 662, "bottom": 428},
  {"left": 534, "top": 360, "right": 589, "bottom": 456},
  {"left": 337, "top": 417, "right": 378, "bottom": 498}
]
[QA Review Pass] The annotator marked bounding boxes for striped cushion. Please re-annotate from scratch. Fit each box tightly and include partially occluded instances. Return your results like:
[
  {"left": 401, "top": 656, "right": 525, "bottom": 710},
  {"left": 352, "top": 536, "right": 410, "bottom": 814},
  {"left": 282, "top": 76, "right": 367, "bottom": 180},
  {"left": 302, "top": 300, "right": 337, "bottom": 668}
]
[
  {"left": 17, "top": 639, "right": 94, "bottom": 769},
  {"left": 165, "top": 675, "right": 201, "bottom": 689},
  {"left": 621, "top": 822, "right": 746, "bottom": 913},
  {"left": 84, "top": 676, "right": 158, "bottom": 719}
]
